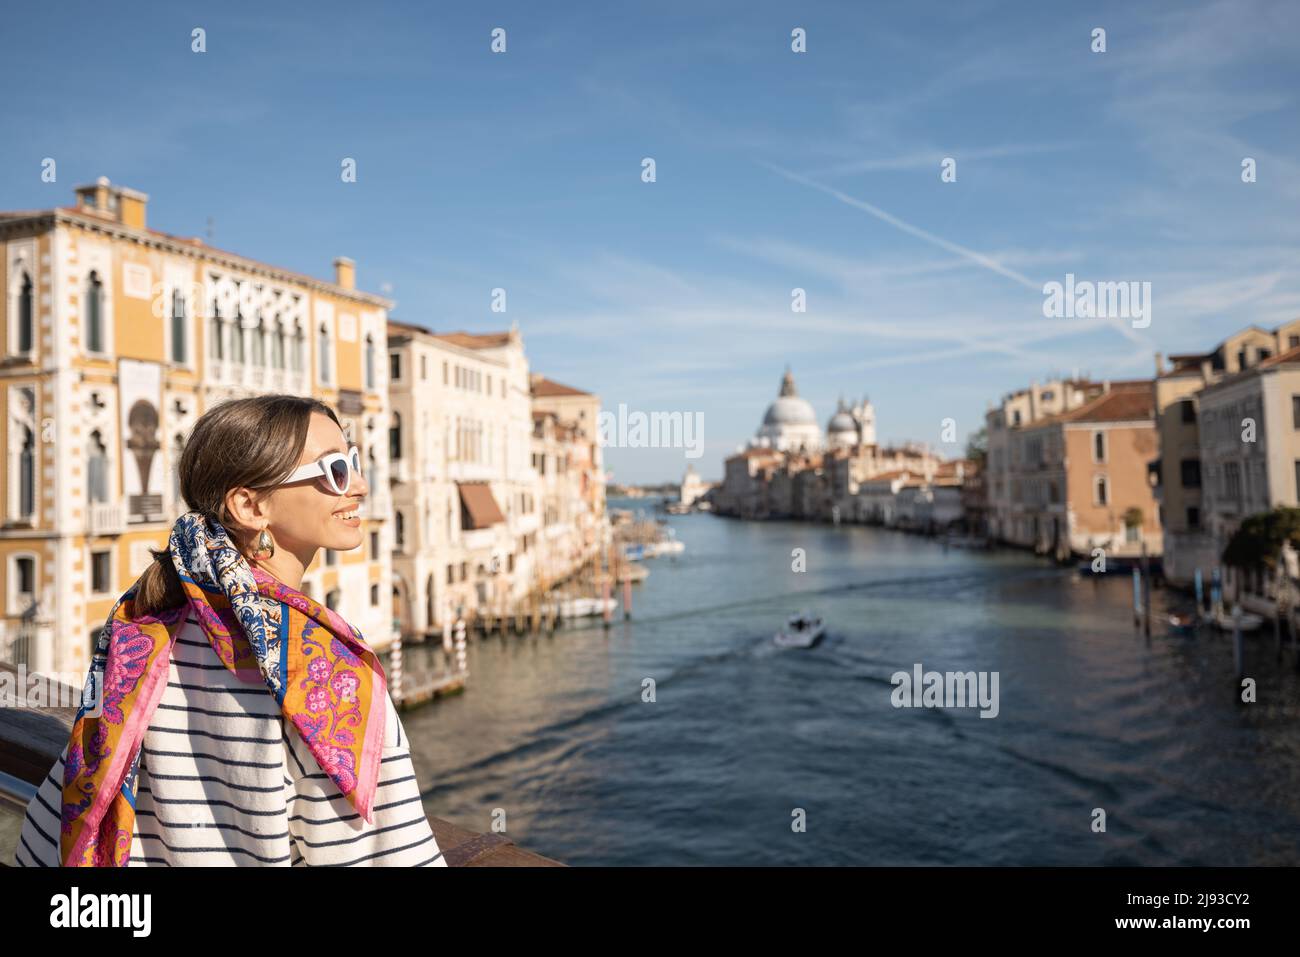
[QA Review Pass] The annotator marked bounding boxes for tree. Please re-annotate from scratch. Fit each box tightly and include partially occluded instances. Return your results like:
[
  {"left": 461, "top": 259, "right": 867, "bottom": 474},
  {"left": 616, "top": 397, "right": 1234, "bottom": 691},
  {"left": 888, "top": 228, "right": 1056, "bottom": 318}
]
[
  {"left": 965, "top": 426, "right": 988, "bottom": 467},
  {"left": 1122, "top": 506, "right": 1144, "bottom": 530},
  {"left": 1221, "top": 507, "right": 1300, "bottom": 571}
]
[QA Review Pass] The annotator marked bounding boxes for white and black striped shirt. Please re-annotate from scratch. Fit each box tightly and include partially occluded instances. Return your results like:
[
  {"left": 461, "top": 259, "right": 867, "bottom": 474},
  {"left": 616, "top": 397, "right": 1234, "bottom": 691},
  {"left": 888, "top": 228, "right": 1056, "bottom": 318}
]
[{"left": 11, "top": 617, "right": 446, "bottom": 867}]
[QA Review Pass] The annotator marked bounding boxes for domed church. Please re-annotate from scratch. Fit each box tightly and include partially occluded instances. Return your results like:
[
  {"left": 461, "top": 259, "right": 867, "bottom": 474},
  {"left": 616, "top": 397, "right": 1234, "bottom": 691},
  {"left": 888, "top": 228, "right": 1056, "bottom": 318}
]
[
  {"left": 827, "top": 396, "right": 876, "bottom": 450},
  {"left": 754, "top": 368, "right": 823, "bottom": 452}
]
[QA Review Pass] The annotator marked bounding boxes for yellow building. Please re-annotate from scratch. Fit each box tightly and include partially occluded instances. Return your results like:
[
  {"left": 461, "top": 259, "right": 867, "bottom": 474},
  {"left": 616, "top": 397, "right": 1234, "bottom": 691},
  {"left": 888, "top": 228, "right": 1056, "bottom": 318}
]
[{"left": 0, "top": 178, "right": 394, "bottom": 675}]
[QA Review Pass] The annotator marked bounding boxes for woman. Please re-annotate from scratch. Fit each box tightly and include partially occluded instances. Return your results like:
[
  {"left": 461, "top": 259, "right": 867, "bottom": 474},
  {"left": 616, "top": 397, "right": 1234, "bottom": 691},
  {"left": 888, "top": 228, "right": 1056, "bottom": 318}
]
[{"left": 11, "top": 395, "right": 446, "bottom": 866}]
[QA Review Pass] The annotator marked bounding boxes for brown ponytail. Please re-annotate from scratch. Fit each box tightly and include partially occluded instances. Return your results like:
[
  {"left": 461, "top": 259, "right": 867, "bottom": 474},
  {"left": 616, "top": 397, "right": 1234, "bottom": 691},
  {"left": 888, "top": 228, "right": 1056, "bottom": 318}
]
[{"left": 131, "top": 394, "right": 342, "bottom": 617}]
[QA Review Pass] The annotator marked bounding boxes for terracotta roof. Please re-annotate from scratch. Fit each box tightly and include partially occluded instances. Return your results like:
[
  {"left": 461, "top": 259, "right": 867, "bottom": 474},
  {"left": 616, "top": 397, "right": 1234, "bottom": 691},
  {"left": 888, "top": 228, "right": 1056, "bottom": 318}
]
[
  {"left": 433, "top": 331, "right": 513, "bottom": 349},
  {"left": 531, "top": 376, "right": 590, "bottom": 397},
  {"left": 1199, "top": 343, "right": 1300, "bottom": 395},
  {"left": 387, "top": 318, "right": 431, "bottom": 336},
  {"left": 1055, "top": 385, "right": 1154, "bottom": 424},
  {"left": 1257, "top": 343, "right": 1300, "bottom": 369}
]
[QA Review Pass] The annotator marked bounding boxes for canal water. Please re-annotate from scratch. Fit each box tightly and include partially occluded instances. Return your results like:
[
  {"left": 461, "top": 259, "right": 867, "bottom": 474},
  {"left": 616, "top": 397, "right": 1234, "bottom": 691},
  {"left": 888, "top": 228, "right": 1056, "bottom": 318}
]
[{"left": 400, "top": 500, "right": 1300, "bottom": 865}]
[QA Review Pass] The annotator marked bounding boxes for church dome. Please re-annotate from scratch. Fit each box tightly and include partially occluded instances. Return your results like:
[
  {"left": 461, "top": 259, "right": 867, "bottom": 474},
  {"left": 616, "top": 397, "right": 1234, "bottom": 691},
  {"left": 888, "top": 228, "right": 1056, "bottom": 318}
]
[
  {"left": 761, "top": 368, "right": 817, "bottom": 426},
  {"left": 828, "top": 411, "right": 856, "bottom": 433},
  {"left": 753, "top": 368, "right": 824, "bottom": 452},
  {"left": 764, "top": 395, "right": 818, "bottom": 426}
]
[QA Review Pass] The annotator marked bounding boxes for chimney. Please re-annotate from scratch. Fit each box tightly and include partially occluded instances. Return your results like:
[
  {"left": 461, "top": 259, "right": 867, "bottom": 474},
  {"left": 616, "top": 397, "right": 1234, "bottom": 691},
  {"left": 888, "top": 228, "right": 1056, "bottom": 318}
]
[
  {"left": 73, "top": 177, "right": 148, "bottom": 229},
  {"left": 333, "top": 256, "right": 355, "bottom": 290},
  {"left": 1154, "top": 351, "right": 1164, "bottom": 375}
]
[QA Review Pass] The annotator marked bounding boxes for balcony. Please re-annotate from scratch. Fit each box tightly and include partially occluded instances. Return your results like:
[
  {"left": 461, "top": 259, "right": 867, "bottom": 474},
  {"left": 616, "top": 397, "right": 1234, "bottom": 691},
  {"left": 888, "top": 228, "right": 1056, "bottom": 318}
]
[{"left": 87, "top": 501, "right": 126, "bottom": 536}]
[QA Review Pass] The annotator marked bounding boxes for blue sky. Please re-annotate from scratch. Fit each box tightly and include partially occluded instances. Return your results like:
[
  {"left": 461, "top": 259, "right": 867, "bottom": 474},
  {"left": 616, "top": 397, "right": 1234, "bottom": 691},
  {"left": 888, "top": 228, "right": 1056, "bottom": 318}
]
[{"left": 3, "top": 1, "right": 1298, "bottom": 483}]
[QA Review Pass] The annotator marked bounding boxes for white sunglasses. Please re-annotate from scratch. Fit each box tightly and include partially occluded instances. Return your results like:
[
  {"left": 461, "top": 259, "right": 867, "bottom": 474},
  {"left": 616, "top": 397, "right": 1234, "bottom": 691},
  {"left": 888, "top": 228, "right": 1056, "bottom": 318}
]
[{"left": 278, "top": 445, "right": 364, "bottom": 495}]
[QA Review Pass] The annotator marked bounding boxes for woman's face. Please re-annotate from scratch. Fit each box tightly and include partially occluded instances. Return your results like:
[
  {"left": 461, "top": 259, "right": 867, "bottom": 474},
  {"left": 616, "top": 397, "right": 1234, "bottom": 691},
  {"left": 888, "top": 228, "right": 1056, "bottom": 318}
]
[{"left": 262, "top": 412, "right": 369, "bottom": 555}]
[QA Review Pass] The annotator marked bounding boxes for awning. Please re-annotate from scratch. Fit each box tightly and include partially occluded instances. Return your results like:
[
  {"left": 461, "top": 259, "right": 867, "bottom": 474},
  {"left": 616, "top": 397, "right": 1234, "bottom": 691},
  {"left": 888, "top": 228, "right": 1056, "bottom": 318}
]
[{"left": 458, "top": 482, "right": 506, "bottom": 529}]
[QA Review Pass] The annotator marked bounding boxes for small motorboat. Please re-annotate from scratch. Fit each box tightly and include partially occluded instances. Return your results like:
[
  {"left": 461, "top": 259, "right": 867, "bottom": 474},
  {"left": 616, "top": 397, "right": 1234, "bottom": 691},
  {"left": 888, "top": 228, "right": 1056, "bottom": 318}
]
[
  {"left": 1166, "top": 611, "right": 1197, "bottom": 636},
  {"left": 774, "top": 611, "right": 825, "bottom": 648},
  {"left": 545, "top": 597, "right": 618, "bottom": 620},
  {"left": 1211, "top": 607, "right": 1265, "bottom": 633}
]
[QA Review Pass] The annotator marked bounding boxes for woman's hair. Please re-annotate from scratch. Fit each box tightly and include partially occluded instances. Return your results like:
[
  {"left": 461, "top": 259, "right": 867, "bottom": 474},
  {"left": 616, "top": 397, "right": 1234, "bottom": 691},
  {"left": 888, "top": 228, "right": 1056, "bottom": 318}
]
[{"left": 133, "top": 395, "right": 342, "bottom": 616}]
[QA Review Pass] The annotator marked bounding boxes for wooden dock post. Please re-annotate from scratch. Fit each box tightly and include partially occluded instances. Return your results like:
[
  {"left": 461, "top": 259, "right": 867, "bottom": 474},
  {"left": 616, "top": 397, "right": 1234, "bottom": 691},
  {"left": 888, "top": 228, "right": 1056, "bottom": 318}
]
[
  {"left": 455, "top": 617, "right": 468, "bottom": 679},
  {"left": 1233, "top": 605, "right": 1244, "bottom": 679},
  {"left": 1141, "top": 545, "right": 1152, "bottom": 639},
  {"left": 1132, "top": 568, "right": 1142, "bottom": 630}
]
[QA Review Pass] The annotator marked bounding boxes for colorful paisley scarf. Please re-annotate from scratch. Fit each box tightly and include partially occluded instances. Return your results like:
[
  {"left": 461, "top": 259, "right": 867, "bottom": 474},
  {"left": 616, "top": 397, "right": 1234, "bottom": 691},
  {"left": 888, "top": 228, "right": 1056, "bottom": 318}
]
[{"left": 59, "top": 511, "right": 388, "bottom": 866}]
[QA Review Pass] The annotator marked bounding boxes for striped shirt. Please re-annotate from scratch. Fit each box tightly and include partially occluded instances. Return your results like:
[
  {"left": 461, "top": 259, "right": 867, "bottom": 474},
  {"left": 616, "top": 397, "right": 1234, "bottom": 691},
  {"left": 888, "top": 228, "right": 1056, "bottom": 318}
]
[{"left": 10, "top": 617, "right": 446, "bottom": 867}]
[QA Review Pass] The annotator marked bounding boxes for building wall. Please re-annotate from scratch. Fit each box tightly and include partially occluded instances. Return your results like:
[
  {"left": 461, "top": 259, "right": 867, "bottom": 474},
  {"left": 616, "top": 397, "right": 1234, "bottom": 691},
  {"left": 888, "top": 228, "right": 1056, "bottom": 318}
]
[
  {"left": 1, "top": 198, "right": 392, "bottom": 675},
  {"left": 1063, "top": 422, "right": 1162, "bottom": 557}
]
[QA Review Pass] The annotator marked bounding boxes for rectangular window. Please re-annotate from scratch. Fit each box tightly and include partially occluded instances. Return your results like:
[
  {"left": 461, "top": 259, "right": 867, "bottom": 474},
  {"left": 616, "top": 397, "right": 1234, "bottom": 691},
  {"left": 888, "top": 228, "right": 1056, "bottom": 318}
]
[
  {"left": 90, "top": 551, "right": 111, "bottom": 593},
  {"left": 1291, "top": 336, "right": 1299, "bottom": 349},
  {"left": 15, "top": 556, "right": 35, "bottom": 602},
  {"left": 1187, "top": 506, "right": 1200, "bottom": 529},
  {"left": 1095, "top": 475, "right": 1109, "bottom": 506},
  {"left": 446, "top": 565, "right": 454, "bottom": 585},
  {"left": 421, "top": 355, "right": 427, "bottom": 380},
  {"left": 1224, "top": 461, "right": 1242, "bottom": 505},
  {"left": 370, "top": 583, "right": 379, "bottom": 606},
  {"left": 1092, "top": 431, "right": 1106, "bottom": 463},
  {"left": 443, "top": 361, "right": 448, "bottom": 385},
  {"left": 1180, "top": 459, "right": 1201, "bottom": 488},
  {"left": 1181, "top": 400, "right": 1196, "bottom": 424},
  {"left": 369, "top": 530, "right": 379, "bottom": 559},
  {"left": 390, "top": 353, "right": 401, "bottom": 380},
  {"left": 325, "top": 548, "right": 336, "bottom": 566},
  {"left": 1292, "top": 395, "right": 1300, "bottom": 429}
]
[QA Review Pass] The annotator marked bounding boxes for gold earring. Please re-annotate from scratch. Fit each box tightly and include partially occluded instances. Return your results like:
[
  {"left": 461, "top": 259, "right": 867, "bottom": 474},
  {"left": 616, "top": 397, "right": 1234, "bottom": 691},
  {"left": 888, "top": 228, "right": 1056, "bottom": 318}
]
[{"left": 251, "top": 527, "right": 275, "bottom": 561}]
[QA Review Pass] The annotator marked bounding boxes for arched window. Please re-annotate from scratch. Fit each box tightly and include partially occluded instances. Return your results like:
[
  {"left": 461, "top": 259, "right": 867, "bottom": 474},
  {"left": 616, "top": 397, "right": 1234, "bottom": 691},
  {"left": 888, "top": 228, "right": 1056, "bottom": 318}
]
[
  {"left": 367, "top": 446, "right": 379, "bottom": 490},
  {"left": 17, "top": 272, "right": 33, "bottom": 354},
  {"left": 272, "top": 318, "right": 285, "bottom": 369},
  {"left": 365, "top": 334, "right": 375, "bottom": 390},
  {"left": 85, "top": 271, "right": 103, "bottom": 353},
  {"left": 232, "top": 311, "right": 245, "bottom": 364},
  {"left": 170, "top": 289, "right": 187, "bottom": 363},
  {"left": 325, "top": 588, "right": 340, "bottom": 611},
  {"left": 292, "top": 322, "right": 304, "bottom": 372},
  {"left": 19, "top": 425, "right": 35, "bottom": 518},
  {"left": 318, "top": 323, "right": 332, "bottom": 383},
  {"left": 209, "top": 300, "right": 224, "bottom": 360},
  {"left": 253, "top": 316, "right": 266, "bottom": 366},
  {"left": 389, "top": 411, "right": 402, "bottom": 461},
  {"left": 395, "top": 510, "right": 405, "bottom": 548},
  {"left": 87, "top": 431, "right": 109, "bottom": 504}
]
